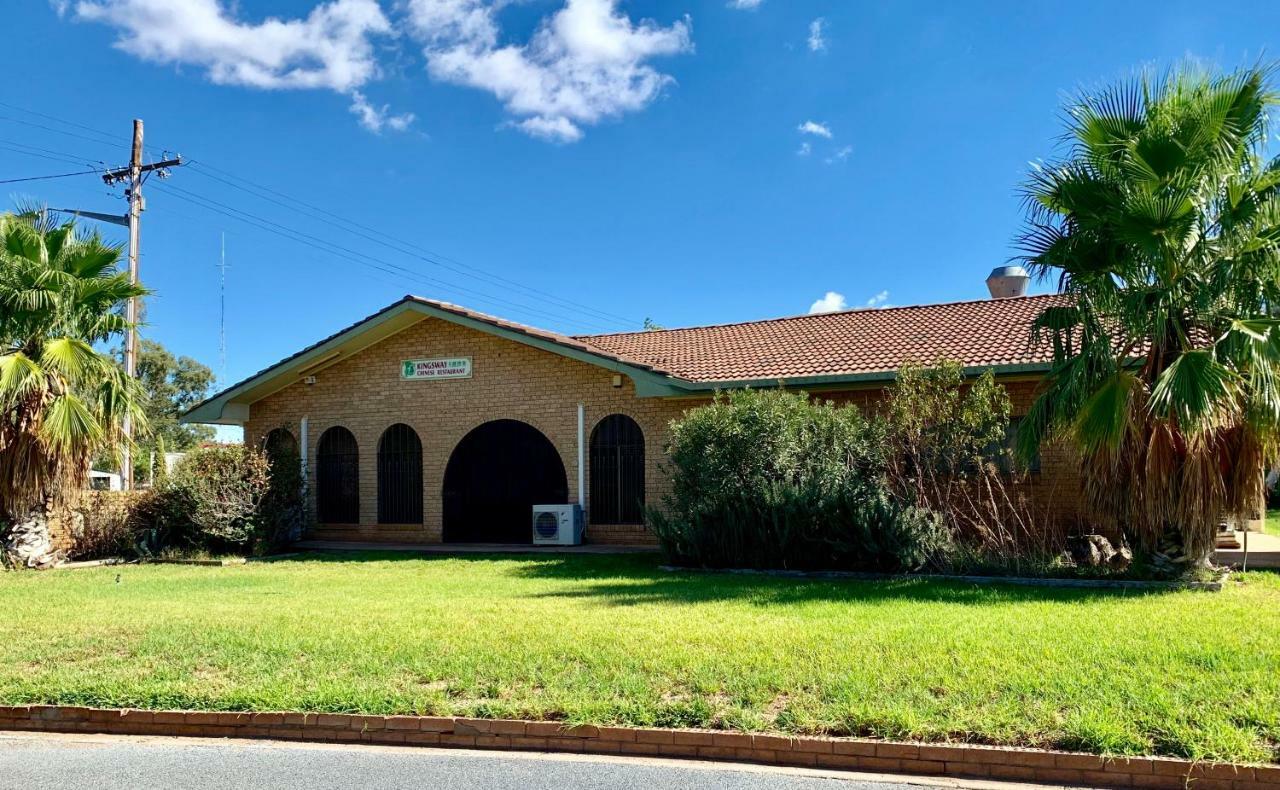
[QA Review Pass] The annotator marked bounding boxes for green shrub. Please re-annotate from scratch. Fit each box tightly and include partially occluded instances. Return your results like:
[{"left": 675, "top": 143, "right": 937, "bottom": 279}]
[
  {"left": 825, "top": 490, "right": 953, "bottom": 573},
  {"left": 650, "top": 389, "right": 949, "bottom": 572},
  {"left": 171, "top": 445, "right": 270, "bottom": 547},
  {"left": 130, "top": 445, "right": 271, "bottom": 553},
  {"left": 257, "top": 439, "right": 305, "bottom": 553}
]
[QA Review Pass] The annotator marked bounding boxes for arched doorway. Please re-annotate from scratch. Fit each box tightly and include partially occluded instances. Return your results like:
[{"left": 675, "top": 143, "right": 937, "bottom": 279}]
[{"left": 442, "top": 419, "right": 568, "bottom": 543}]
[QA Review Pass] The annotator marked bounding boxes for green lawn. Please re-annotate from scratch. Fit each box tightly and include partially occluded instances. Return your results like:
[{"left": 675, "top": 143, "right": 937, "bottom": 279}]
[
  {"left": 0, "top": 553, "right": 1277, "bottom": 764},
  {"left": 1267, "top": 508, "right": 1280, "bottom": 537}
]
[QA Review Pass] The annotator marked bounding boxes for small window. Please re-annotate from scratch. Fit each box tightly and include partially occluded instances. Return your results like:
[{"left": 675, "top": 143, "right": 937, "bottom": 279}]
[
  {"left": 590, "top": 414, "right": 645, "bottom": 524},
  {"left": 987, "top": 417, "right": 1041, "bottom": 473},
  {"left": 377, "top": 424, "right": 423, "bottom": 525},
  {"left": 263, "top": 428, "right": 298, "bottom": 467},
  {"left": 317, "top": 426, "right": 359, "bottom": 523}
]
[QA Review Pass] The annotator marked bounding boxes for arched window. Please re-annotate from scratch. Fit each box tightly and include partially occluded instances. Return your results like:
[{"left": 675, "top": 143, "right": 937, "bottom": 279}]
[
  {"left": 589, "top": 414, "right": 645, "bottom": 524},
  {"left": 316, "top": 426, "right": 359, "bottom": 524},
  {"left": 262, "top": 428, "right": 298, "bottom": 468},
  {"left": 377, "top": 424, "right": 423, "bottom": 524}
]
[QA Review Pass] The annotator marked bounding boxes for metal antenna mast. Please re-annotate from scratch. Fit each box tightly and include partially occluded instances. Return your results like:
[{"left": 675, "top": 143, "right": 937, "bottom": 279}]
[{"left": 218, "top": 231, "right": 228, "bottom": 383}]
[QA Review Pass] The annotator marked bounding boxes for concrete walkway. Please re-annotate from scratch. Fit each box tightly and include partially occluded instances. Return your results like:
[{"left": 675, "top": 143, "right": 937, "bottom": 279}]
[
  {"left": 1214, "top": 531, "right": 1280, "bottom": 569},
  {"left": 0, "top": 732, "right": 1080, "bottom": 790},
  {"left": 293, "top": 540, "right": 659, "bottom": 555}
]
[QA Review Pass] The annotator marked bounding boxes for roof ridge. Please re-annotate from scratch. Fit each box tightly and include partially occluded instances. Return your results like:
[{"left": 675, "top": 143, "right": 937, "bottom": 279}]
[{"left": 574, "top": 293, "right": 1061, "bottom": 339}]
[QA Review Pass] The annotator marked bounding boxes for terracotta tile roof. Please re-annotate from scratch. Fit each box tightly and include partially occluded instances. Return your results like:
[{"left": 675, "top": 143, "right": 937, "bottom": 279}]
[
  {"left": 408, "top": 297, "right": 677, "bottom": 375},
  {"left": 575, "top": 295, "right": 1063, "bottom": 383}
]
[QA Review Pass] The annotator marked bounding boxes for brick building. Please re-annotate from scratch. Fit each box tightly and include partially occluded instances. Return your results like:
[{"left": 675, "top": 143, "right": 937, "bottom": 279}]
[{"left": 183, "top": 293, "right": 1087, "bottom": 546}]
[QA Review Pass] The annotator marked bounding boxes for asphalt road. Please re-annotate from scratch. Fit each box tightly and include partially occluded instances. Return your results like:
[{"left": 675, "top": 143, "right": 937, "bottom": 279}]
[{"left": 0, "top": 732, "right": 974, "bottom": 790}]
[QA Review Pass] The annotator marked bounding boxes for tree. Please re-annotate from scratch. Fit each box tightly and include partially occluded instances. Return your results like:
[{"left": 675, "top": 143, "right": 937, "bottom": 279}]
[
  {"left": 103, "top": 339, "right": 215, "bottom": 484},
  {"left": 1016, "top": 64, "right": 1280, "bottom": 565},
  {"left": 0, "top": 207, "right": 148, "bottom": 567}
]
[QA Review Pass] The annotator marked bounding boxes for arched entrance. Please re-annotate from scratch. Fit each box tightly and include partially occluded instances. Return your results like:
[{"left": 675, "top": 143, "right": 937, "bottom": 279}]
[{"left": 442, "top": 419, "right": 568, "bottom": 543}]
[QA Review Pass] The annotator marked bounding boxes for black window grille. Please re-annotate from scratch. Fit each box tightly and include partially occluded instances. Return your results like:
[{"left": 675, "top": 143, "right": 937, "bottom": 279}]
[
  {"left": 589, "top": 414, "right": 645, "bottom": 524},
  {"left": 317, "top": 426, "right": 359, "bottom": 524},
  {"left": 377, "top": 423, "right": 423, "bottom": 524}
]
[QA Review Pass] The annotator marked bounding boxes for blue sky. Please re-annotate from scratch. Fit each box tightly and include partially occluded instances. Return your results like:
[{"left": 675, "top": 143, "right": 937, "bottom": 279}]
[{"left": 2, "top": 0, "right": 1278, "bottom": 410}]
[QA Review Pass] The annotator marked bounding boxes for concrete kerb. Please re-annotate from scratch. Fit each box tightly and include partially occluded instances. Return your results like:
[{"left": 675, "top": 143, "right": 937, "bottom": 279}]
[{"left": 0, "top": 705, "right": 1273, "bottom": 790}]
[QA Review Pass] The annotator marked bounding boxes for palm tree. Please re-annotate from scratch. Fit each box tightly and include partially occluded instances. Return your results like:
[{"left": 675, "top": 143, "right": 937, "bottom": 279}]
[
  {"left": 1016, "top": 64, "right": 1280, "bottom": 566},
  {"left": 0, "top": 206, "right": 148, "bottom": 567}
]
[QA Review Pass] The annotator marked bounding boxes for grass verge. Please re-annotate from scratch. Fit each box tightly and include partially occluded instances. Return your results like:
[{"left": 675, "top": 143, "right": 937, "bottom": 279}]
[{"left": 0, "top": 552, "right": 1276, "bottom": 763}]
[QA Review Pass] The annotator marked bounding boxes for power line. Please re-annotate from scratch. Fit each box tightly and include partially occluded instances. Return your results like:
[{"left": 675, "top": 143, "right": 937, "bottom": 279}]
[
  {"left": 0, "top": 142, "right": 98, "bottom": 169},
  {"left": 0, "top": 102, "right": 645, "bottom": 330},
  {"left": 0, "top": 115, "right": 122, "bottom": 148},
  {"left": 0, "top": 167, "right": 104, "bottom": 184},
  {"left": 0, "top": 101, "right": 124, "bottom": 146},
  {"left": 148, "top": 181, "right": 627, "bottom": 332},
  {"left": 0, "top": 138, "right": 107, "bottom": 168},
  {"left": 186, "top": 161, "right": 642, "bottom": 327},
  {"left": 153, "top": 182, "right": 618, "bottom": 331}
]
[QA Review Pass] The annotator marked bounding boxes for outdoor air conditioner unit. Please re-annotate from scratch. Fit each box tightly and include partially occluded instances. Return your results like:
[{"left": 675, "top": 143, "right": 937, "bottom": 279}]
[{"left": 532, "top": 504, "right": 584, "bottom": 546}]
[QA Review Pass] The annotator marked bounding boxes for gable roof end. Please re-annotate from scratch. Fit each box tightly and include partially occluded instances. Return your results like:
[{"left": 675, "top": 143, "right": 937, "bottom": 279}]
[{"left": 180, "top": 296, "right": 694, "bottom": 425}]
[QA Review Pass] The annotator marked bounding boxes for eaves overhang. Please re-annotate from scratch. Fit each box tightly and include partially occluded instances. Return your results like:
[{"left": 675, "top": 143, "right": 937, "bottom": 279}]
[{"left": 181, "top": 296, "right": 700, "bottom": 425}]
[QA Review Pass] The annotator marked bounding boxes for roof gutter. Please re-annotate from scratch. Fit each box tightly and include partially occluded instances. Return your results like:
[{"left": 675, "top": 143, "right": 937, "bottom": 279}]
[{"left": 670, "top": 361, "right": 1055, "bottom": 393}]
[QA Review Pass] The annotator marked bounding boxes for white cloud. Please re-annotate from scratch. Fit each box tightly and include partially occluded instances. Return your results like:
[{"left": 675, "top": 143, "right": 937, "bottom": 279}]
[
  {"left": 795, "top": 141, "right": 811, "bottom": 157},
  {"left": 807, "top": 17, "right": 826, "bottom": 52},
  {"left": 514, "top": 115, "right": 583, "bottom": 143},
  {"left": 349, "top": 91, "right": 416, "bottom": 132},
  {"left": 405, "top": 0, "right": 692, "bottom": 143},
  {"left": 810, "top": 290, "right": 891, "bottom": 314},
  {"left": 808, "top": 291, "right": 847, "bottom": 314},
  {"left": 72, "top": 0, "right": 392, "bottom": 92},
  {"left": 727, "top": 0, "right": 763, "bottom": 9},
  {"left": 824, "top": 144, "right": 852, "bottom": 164},
  {"left": 797, "top": 120, "right": 831, "bottom": 138}
]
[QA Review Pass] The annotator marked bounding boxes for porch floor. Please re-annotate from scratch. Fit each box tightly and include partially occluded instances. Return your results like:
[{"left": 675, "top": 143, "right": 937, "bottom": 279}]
[
  {"left": 293, "top": 540, "right": 660, "bottom": 555},
  {"left": 1214, "top": 530, "right": 1280, "bottom": 569}
]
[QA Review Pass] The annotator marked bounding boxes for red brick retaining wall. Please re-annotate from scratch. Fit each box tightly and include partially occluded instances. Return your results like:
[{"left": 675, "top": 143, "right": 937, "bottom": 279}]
[{"left": 2, "top": 705, "right": 1276, "bottom": 789}]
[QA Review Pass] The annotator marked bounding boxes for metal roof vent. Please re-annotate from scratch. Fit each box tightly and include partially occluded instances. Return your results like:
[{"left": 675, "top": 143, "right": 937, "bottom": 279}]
[{"left": 986, "top": 266, "right": 1030, "bottom": 299}]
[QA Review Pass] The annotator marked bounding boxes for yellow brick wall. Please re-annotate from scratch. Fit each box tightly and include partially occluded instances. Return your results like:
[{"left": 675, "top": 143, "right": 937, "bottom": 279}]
[
  {"left": 245, "top": 316, "right": 1086, "bottom": 546},
  {"left": 245, "top": 316, "right": 695, "bottom": 545}
]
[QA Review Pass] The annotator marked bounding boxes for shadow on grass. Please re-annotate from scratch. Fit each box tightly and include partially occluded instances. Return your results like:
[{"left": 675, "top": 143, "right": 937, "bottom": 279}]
[{"left": 280, "top": 549, "right": 1165, "bottom": 607}]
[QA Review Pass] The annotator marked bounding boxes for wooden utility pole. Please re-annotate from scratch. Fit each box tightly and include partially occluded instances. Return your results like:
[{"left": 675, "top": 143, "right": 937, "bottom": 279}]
[
  {"left": 121, "top": 120, "right": 143, "bottom": 490},
  {"left": 99, "top": 121, "right": 182, "bottom": 490}
]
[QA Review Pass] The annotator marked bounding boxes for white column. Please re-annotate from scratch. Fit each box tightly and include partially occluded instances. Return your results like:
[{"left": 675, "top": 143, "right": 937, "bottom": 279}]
[
  {"left": 299, "top": 416, "right": 310, "bottom": 488},
  {"left": 577, "top": 403, "right": 585, "bottom": 509}
]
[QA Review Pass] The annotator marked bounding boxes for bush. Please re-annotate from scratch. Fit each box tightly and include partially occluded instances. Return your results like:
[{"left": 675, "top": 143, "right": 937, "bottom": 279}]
[
  {"left": 257, "top": 439, "right": 305, "bottom": 552},
  {"left": 130, "top": 445, "right": 272, "bottom": 554},
  {"left": 881, "top": 361, "right": 1049, "bottom": 555},
  {"left": 63, "top": 492, "right": 139, "bottom": 560},
  {"left": 171, "top": 445, "right": 270, "bottom": 547},
  {"left": 650, "top": 389, "right": 949, "bottom": 572}
]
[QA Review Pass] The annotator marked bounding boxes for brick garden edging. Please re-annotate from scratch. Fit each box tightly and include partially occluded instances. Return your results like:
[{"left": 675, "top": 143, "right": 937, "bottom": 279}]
[{"left": 2, "top": 705, "right": 1276, "bottom": 789}]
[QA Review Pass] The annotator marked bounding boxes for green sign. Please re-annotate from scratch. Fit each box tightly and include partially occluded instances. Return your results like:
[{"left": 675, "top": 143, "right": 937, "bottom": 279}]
[{"left": 401, "top": 357, "right": 472, "bottom": 381}]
